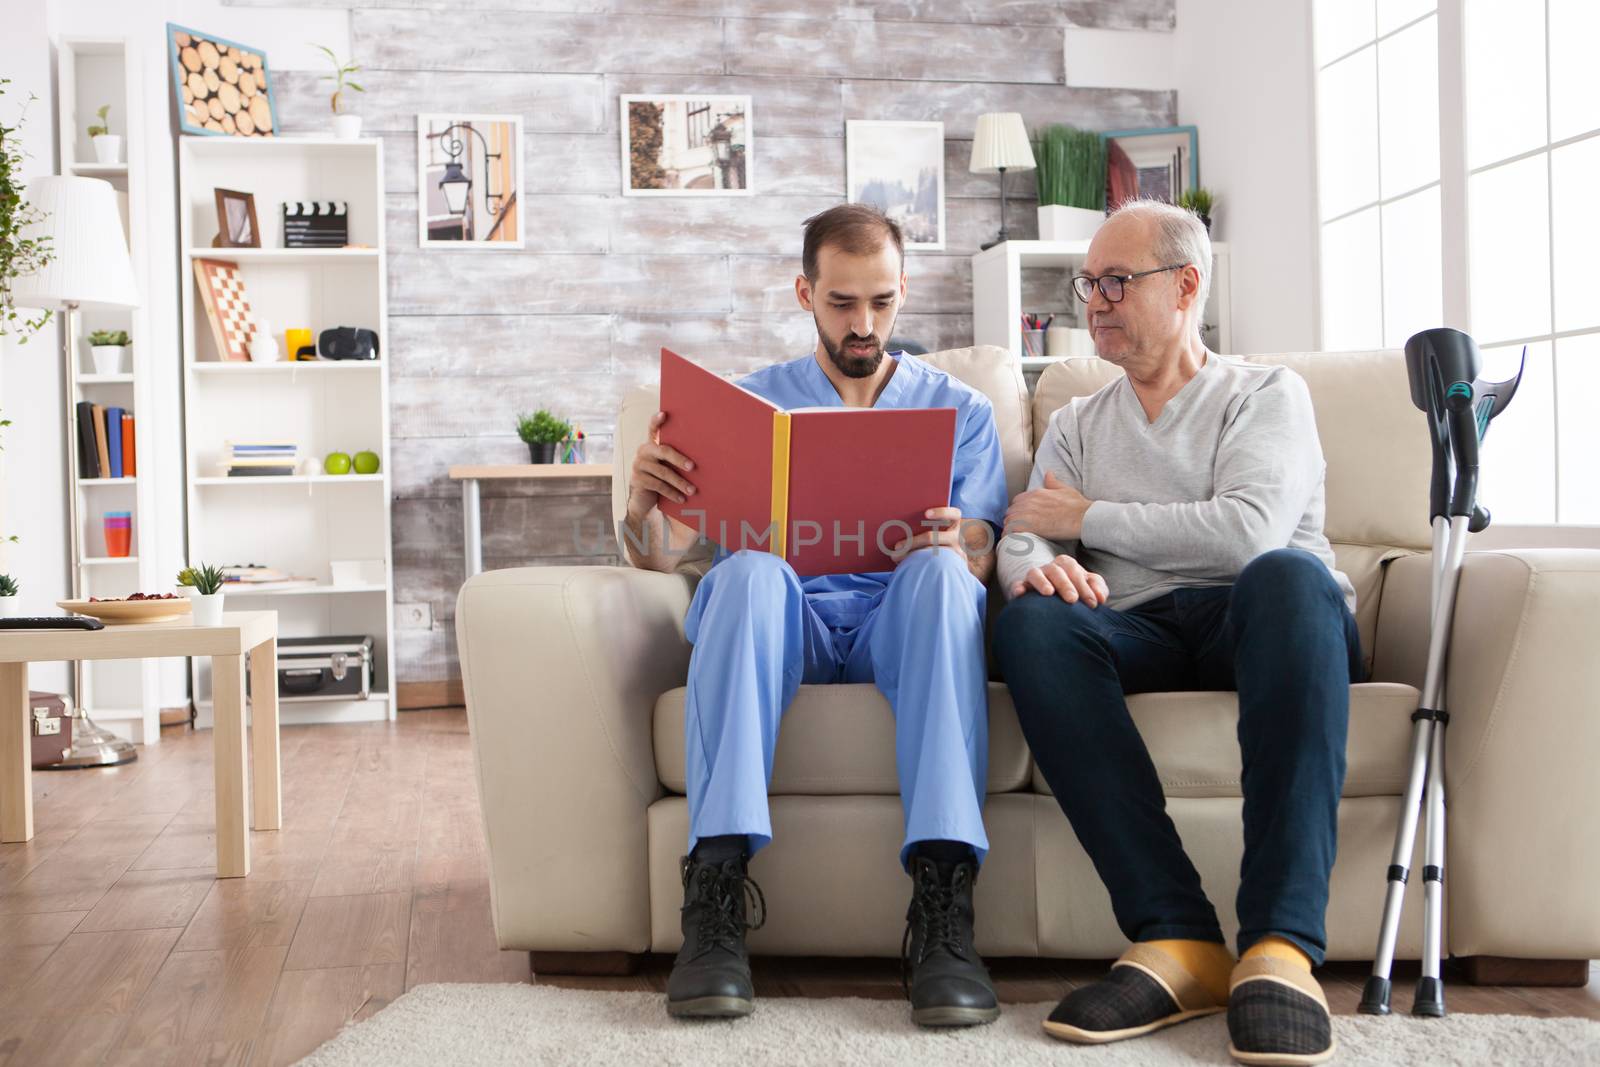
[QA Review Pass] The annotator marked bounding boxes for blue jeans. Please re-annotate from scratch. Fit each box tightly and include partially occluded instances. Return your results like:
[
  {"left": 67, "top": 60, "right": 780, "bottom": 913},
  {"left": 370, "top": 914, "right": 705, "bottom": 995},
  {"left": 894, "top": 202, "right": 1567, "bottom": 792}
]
[{"left": 992, "top": 548, "right": 1363, "bottom": 965}]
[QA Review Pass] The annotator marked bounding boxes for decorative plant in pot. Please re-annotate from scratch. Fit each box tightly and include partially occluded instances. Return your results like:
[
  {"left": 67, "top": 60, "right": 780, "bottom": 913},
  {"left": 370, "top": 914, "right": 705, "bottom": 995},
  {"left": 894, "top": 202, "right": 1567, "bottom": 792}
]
[
  {"left": 1, "top": 79, "right": 55, "bottom": 345},
  {"left": 1032, "top": 124, "right": 1106, "bottom": 242},
  {"left": 178, "top": 563, "right": 227, "bottom": 626},
  {"left": 88, "top": 328, "right": 130, "bottom": 375},
  {"left": 1177, "top": 186, "right": 1217, "bottom": 233},
  {"left": 517, "top": 409, "right": 571, "bottom": 464},
  {"left": 315, "top": 44, "right": 365, "bottom": 140},
  {"left": 0, "top": 574, "right": 18, "bottom": 619},
  {"left": 87, "top": 103, "right": 121, "bottom": 165}
]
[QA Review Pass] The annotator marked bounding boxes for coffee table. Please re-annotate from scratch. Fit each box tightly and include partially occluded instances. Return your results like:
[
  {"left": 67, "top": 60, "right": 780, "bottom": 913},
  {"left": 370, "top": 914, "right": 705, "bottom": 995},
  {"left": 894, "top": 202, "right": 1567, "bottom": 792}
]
[{"left": 0, "top": 611, "right": 279, "bottom": 877}]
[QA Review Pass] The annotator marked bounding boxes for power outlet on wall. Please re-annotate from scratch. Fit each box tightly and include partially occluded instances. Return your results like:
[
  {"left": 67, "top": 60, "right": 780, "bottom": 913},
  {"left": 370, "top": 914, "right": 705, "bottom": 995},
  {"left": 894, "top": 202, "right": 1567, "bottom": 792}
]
[{"left": 396, "top": 603, "right": 432, "bottom": 630}]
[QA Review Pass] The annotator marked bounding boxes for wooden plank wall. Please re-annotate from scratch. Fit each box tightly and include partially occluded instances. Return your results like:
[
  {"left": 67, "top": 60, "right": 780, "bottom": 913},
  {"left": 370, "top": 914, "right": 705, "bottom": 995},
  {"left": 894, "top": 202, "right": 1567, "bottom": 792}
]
[{"left": 234, "top": 0, "right": 1178, "bottom": 688}]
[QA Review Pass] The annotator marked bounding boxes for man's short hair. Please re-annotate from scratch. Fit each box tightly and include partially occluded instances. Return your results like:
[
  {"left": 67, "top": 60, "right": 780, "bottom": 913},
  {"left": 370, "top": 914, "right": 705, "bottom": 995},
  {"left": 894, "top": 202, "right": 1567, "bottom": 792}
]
[
  {"left": 801, "top": 203, "right": 905, "bottom": 284},
  {"left": 1108, "top": 198, "right": 1213, "bottom": 320}
]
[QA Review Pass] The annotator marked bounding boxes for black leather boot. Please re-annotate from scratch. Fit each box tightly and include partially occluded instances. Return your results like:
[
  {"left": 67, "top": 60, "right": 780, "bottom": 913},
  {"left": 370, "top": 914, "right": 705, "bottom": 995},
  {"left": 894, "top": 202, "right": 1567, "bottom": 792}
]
[
  {"left": 666, "top": 852, "right": 766, "bottom": 1018},
  {"left": 902, "top": 853, "right": 1000, "bottom": 1027}
]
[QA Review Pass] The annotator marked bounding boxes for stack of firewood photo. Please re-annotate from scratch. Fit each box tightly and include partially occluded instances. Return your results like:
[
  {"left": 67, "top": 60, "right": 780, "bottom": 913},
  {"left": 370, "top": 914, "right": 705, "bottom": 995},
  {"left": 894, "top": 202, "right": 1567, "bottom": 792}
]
[{"left": 175, "top": 30, "right": 274, "bottom": 137}]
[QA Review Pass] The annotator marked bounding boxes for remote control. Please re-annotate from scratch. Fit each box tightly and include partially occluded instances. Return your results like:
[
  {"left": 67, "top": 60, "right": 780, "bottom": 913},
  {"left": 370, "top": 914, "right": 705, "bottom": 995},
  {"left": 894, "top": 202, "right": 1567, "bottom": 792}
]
[{"left": 0, "top": 616, "right": 106, "bottom": 631}]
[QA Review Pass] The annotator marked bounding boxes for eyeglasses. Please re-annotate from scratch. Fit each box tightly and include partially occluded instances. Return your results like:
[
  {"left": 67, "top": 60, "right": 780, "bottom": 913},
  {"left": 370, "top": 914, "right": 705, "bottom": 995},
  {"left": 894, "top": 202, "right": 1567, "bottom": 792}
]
[{"left": 1072, "top": 263, "right": 1188, "bottom": 304}]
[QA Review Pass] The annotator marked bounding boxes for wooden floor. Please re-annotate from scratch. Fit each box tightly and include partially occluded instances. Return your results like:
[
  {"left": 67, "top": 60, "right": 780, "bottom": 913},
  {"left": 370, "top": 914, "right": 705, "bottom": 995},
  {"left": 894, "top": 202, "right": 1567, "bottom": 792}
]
[{"left": 1, "top": 709, "right": 1595, "bottom": 1066}]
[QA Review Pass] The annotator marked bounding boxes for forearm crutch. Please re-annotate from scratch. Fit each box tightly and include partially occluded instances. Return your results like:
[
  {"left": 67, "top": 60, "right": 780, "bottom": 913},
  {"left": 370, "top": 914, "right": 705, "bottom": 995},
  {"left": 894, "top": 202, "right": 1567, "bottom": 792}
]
[{"left": 1361, "top": 329, "right": 1523, "bottom": 1017}]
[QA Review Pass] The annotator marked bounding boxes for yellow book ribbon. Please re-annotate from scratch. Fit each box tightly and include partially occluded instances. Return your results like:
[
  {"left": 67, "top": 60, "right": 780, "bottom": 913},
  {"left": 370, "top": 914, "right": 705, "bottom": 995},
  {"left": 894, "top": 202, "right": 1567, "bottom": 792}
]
[{"left": 769, "top": 411, "right": 791, "bottom": 561}]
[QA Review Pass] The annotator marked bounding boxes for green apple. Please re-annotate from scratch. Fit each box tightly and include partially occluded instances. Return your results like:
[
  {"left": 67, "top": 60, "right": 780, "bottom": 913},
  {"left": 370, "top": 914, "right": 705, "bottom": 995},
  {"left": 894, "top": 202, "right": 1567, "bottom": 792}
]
[
  {"left": 324, "top": 451, "right": 352, "bottom": 475},
  {"left": 353, "top": 450, "right": 380, "bottom": 475}
]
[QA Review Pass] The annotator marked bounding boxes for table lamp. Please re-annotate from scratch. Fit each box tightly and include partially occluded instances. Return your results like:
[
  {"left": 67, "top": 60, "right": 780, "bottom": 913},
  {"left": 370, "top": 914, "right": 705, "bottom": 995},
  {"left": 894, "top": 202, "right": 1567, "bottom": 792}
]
[
  {"left": 11, "top": 175, "right": 142, "bottom": 767},
  {"left": 969, "top": 113, "right": 1036, "bottom": 250}
]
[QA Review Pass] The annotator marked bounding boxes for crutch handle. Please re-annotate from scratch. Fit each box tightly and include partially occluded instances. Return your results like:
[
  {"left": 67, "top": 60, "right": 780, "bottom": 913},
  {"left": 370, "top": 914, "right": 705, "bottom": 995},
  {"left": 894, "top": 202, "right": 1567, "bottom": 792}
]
[{"left": 1446, "top": 383, "right": 1481, "bottom": 519}]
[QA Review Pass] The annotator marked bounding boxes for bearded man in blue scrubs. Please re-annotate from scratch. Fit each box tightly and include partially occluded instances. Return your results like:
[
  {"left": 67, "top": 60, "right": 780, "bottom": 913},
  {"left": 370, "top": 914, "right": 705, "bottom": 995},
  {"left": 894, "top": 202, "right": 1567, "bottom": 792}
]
[{"left": 621, "top": 204, "right": 1009, "bottom": 1027}]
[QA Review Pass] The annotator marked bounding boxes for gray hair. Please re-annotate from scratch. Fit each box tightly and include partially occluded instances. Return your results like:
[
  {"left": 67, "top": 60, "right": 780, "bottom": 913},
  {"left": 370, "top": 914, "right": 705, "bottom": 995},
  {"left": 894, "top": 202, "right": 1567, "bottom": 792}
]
[{"left": 1106, "top": 198, "right": 1212, "bottom": 330}]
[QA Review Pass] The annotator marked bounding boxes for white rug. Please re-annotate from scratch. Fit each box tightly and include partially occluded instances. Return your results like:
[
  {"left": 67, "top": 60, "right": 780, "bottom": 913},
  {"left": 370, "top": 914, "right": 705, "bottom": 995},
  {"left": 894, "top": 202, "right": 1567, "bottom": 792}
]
[{"left": 296, "top": 983, "right": 1600, "bottom": 1067}]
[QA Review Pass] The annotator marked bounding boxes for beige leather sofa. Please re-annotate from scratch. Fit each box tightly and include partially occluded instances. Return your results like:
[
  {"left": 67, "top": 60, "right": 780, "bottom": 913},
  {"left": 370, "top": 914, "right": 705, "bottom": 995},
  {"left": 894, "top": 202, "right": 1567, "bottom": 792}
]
[{"left": 456, "top": 345, "right": 1600, "bottom": 975}]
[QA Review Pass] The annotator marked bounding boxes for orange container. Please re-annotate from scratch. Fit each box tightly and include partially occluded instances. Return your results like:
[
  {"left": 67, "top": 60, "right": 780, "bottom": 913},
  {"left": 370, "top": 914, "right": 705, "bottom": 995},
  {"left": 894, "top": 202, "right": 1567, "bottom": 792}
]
[{"left": 103, "top": 511, "right": 132, "bottom": 557}]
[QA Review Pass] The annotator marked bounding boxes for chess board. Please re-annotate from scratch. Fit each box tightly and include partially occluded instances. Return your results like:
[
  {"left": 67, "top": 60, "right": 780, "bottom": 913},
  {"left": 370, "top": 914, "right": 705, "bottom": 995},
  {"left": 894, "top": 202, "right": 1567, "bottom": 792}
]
[{"left": 193, "top": 258, "right": 255, "bottom": 361}]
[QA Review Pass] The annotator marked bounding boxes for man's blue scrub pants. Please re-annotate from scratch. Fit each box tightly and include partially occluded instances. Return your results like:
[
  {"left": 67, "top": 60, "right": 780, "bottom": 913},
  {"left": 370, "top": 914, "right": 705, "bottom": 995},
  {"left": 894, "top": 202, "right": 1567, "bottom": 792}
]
[{"left": 682, "top": 547, "right": 991, "bottom": 868}]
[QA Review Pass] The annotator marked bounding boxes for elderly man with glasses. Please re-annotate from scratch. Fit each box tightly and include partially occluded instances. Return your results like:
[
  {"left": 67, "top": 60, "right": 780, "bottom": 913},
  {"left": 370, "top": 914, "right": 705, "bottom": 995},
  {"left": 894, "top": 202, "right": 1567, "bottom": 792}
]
[{"left": 993, "top": 199, "right": 1358, "bottom": 1066}]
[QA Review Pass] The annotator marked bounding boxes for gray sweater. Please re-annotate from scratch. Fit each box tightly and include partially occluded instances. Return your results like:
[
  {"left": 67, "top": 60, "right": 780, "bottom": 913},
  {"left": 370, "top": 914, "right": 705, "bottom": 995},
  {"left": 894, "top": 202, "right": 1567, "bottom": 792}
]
[{"left": 999, "top": 353, "right": 1355, "bottom": 612}]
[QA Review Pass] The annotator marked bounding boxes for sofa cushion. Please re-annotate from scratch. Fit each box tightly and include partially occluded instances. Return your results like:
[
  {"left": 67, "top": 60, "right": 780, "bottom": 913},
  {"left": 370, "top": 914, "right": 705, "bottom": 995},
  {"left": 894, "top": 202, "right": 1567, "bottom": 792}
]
[
  {"left": 654, "top": 682, "right": 1033, "bottom": 796},
  {"left": 1028, "top": 682, "right": 1420, "bottom": 797},
  {"left": 915, "top": 345, "right": 1033, "bottom": 498},
  {"left": 654, "top": 680, "right": 1419, "bottom": 800}
]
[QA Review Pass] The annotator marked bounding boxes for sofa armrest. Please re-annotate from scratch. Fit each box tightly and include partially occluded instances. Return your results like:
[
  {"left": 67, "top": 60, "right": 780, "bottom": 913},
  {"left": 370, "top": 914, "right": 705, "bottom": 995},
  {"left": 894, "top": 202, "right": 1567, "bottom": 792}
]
[
  {"left": 1373, "top": 549, "right": 1600, "bottom": 958},
  {"left": 456, "top": 564, "right": 694, "bottom": 953}
]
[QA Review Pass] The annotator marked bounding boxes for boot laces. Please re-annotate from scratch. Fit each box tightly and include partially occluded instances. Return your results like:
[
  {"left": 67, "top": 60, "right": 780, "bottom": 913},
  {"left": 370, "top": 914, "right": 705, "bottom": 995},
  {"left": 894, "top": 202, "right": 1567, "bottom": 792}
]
[
  {"left": 681, "top": 857, "right": 766, "bottom": 955},
  {"left": 901, "top": 860, "right": 972, "bottom": 998}
]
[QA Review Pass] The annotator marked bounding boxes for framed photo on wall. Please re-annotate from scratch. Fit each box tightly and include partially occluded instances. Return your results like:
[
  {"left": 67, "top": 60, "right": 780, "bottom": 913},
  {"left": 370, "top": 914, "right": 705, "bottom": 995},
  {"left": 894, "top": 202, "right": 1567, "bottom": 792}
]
[
  {"left": 621, "top": 95, "right": 751, "bottom": 196},
  {"left": 167, "top": 23, "right": 277, "bottom": 138},
  {"left": 1103, "top": 126, "right": 1199, "bottom": 211},
  {"left": 417, "top": 114, "right": 525, "bottom": 249},
  {"left": 846, "top": 120, "right": 946, "bottom": 251}
]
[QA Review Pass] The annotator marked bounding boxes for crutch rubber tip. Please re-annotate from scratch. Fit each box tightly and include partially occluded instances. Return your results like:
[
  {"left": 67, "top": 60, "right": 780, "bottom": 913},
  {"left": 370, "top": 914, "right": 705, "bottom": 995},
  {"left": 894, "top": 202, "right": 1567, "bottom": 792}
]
[
  {"left": 1413, "top": 977, "right": 1446, "bottom": 1017},
  {"left": 1358, "top": 976, "right": 1392, "bottom": 1015}
]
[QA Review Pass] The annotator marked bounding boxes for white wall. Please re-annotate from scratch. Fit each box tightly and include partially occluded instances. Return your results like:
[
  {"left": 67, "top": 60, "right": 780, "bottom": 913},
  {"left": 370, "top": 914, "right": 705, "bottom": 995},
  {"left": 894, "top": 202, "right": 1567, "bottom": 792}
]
[
  {"left": 1065, "top": 0, "right": 1322, "bottom": 354},
  {"left": 1, "top": 2, "right": 70, "bottom": 693},
  {"left": 1, "top": 1, "right": 349, "bottom": 706}
]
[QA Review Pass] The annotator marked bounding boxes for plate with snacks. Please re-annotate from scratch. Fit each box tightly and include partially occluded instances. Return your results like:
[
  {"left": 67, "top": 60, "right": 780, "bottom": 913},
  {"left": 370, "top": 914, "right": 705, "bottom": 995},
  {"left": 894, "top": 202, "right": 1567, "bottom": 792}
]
[{"left": 57, "top": 592, "right": 192, "bottom": 624}]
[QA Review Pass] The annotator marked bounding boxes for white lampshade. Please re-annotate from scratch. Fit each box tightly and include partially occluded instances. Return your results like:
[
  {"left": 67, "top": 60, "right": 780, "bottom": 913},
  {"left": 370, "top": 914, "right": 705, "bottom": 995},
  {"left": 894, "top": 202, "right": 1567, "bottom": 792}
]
[
  {"left": 969, "top": 113, "right": 1036, "bottom": 174},
  {"left": 10, "top": 175, "right": 139, "bottom": 310}
]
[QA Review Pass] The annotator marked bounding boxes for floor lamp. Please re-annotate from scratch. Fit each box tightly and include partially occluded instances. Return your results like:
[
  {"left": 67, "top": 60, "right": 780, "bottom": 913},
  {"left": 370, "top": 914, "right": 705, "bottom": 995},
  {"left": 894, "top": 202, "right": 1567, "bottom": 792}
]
[{"left": 12, "top": 175, "right": 142, "bottom": 766}]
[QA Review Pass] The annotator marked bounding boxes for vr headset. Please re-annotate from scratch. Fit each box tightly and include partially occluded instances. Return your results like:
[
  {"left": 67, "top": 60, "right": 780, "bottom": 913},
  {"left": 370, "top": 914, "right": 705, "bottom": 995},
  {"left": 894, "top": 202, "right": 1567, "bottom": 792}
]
[{"left": 301, "top": 326, "right": 380, "bottom": 361}]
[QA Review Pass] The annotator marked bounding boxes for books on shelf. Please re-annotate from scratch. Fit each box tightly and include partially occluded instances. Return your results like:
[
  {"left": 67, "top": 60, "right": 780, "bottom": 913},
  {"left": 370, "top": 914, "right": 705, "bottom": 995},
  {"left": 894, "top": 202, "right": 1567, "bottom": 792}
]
[
  {"left": 220, "top": 564, "right": 316, "bottom": 589},
  {"left": 74, "top": 401, "right": 137, "bottom": 479},
  {"left": 226, "top": 440, "right": 298, "bottom": 477}
]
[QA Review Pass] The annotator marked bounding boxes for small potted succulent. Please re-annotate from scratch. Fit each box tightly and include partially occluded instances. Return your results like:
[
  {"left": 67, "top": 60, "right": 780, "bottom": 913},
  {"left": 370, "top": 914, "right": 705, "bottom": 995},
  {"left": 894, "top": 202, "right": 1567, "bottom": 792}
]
[
  {"left": 517, "top": 409, "right": 571, "bottom": 464},
  {"left": 87, "top": 104, "right": 121, "bottom": 165},
  {"left": 315, "top": 44, "right": 365, "bottom": 140},
  {"left": 0, "top": 574, "right": 19, "bottom": 618},
  {"left": 1033, "top": 124, "right": 1106, "bottom": 241},
  {"left": 88, "top": 329, "right": 130, "bottom": 375},
  {"left": 178, "top": 563, "right": 227, "bottom": 626},
  {"left": 1177, "top": 186, "right": 1216, "bottom": 233}
]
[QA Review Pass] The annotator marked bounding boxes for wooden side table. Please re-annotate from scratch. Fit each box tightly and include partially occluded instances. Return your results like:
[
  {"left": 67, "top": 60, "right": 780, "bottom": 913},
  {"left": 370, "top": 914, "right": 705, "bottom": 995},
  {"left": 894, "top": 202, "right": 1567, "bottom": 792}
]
[
  {"left": 0, "top": 610, "right": 280, "bottom": 878},
  {"left": 448, "top": 463, "right": 612, "bottom": 578}
]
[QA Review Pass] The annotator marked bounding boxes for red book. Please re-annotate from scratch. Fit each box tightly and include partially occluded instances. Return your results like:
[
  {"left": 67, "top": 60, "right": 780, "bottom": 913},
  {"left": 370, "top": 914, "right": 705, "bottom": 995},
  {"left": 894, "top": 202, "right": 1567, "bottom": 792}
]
[
  {"left": 121, "top": 413, "right": 136, "bottom": 477},
  {"left": 656, "top": 348, "right": 956, "bottom": 576}
]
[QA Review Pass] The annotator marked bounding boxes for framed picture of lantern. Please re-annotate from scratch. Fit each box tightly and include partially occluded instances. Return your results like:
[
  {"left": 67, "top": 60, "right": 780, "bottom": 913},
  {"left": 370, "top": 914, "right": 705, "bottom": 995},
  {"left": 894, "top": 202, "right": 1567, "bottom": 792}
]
[
  {"left": 167, "top": 23, "right": 277, "bottom": 138},
  {"left": 621, "top": 94, "right": 751, "bottom": 196},
  {"left": 417, "top": 114, "right": 525, "bottom": 249}
]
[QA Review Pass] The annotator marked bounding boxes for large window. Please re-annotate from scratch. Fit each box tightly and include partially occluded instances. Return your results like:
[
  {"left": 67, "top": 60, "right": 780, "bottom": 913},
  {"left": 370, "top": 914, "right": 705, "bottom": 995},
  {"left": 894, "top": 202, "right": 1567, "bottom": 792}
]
[{"left": 1314, "top": 0, "right": 1600, "bottom": 524}]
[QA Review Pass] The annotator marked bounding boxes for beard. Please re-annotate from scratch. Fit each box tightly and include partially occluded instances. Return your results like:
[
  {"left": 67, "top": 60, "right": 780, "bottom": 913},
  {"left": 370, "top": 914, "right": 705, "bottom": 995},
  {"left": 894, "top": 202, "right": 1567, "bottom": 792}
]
[{"left": 817, "top": 314, "right": 895, "bottom": 379}]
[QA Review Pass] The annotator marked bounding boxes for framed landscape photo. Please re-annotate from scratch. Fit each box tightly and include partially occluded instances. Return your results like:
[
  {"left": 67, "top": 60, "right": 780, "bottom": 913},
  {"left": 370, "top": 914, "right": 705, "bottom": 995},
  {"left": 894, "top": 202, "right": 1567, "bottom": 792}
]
[
  {"left": 622, "top": 94, "right": 751, "bottom": 196},
  {"left": 846, "top": 120, "right": 945, "bottom": 251},
  {"left": 167, "top": 23, "right": 276, "bottom": 138},
  {"left": 417, "top": 114, "right": 525, "bottom": 249},
  {"left": 1103, "top": 125, "right": 1199, "bottom": 211}
]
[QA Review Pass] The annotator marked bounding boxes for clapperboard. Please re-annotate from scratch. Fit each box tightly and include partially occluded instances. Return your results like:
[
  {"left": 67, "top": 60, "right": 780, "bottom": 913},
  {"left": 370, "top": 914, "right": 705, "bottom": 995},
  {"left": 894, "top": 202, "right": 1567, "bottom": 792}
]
[{"left": 281, "top": 201, "right": 349, "bottom": 248}]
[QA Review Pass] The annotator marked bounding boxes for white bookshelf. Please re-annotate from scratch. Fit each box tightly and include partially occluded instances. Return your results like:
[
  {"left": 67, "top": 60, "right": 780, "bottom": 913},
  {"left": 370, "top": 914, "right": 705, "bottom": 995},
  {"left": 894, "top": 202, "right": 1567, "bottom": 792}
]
[
  {"left": 57, "top": 37, "right": 162, "bottom": 743},
  {"left": 972, "top": 239, "right": 1233, "bottom": 384},
  {"left": 178, "top": 136, "right": 395, "bottom": 726}
]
